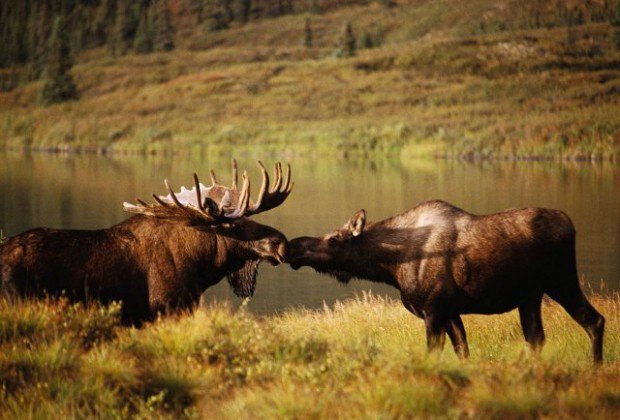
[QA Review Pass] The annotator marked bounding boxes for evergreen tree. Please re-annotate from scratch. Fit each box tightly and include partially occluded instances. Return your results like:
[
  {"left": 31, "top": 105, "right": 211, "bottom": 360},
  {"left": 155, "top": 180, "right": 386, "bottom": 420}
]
[
  {"left": 613, "top": 5, "right": 620, "bottom": 51},
  {"left": 113, "top": 0, "right": 137, "bottom": 55},
  {"left": 134, "top": 7, "right": 153, "bottom": 53},
  {"left": 614, "top": 1, "right": 620, "bottom": 25},
  {"left": 309, "top": 0, "right": 322, "bottom": 14},
  {"left": 26, "top": 2, "right": 50, "bottom": 78},
  {"left": 204, "top": 0, "right": 230, "bottom": 31},
  {"left": 565, "top": 27, "right": 578, "bottom": 50},
  {"left": 153, "top": 0, "right": 174, "bottom": 52},
  {"left": 575, "top": 7, "right": 585, "bottom": 25},
  {"left": 379, "top": 0, "right": 396, "bottom": 7},
  {"left": 222, "top": 0, "right": 234, "bottom": 22},
  {"left": 233, "top": 0, "right": 251, "bottom": 23},
  {"left": 335, "top": 21, "right": 356, "bottom": 58},
  {"left": 277, "top": 0, "right": 293, "bottom": 15},
  {"left": 612, "top": 26, "right": 620, "bottom": 50},
  {"left": 190, "top": 0, "right": 205, "bottom": 24},
  {"left": 94, "top": 0, "right": 117, "bottom": 47},
  {"left": 40, "top": 16, "right": 79, "bottom": 105},
  {"left": 303, "top": 17, "right": 312, "bottom": 47}
]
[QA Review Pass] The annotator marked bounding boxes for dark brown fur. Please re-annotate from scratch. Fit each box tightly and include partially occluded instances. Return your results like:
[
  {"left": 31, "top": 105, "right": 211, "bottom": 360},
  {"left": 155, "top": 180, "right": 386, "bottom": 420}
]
[
  {"left": 0, "top": 215, "right": 287, "bottom": 325},
  {"left": 288, "top": 200, "right": 605, "bottom": 363}
]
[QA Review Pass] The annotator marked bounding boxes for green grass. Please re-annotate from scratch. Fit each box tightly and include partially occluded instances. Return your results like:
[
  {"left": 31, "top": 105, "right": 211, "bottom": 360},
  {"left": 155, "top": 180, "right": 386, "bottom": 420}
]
[
  {"left": 0, "top": 1, "right": 619, "bottom": 160},
  {"left": 0, "top": 292, "right": 618, "bottom": 418}
]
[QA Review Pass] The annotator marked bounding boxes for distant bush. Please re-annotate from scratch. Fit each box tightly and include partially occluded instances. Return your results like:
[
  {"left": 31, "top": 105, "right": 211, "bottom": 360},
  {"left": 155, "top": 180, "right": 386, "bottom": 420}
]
[
  {"left": 358, "top": 32, "right": 374, "bottom": 49},
  {"left": 303, "top": 17, "right": 313, "bottom": 47}
]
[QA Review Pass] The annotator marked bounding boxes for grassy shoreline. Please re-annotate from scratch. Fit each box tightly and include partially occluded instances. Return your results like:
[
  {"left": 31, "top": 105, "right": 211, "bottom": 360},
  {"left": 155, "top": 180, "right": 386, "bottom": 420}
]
[{"left": 1, "top": 292, "right": 618, "bottom": 418}]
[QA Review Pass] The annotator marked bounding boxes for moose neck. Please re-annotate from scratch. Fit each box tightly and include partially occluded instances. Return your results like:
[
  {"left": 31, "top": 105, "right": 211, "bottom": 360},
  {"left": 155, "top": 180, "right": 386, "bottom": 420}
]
[
  {"left": 215, "top": 235, "right": 257, "bottom": 270},
  {"left": 342, "top": 222, "right": 401, "bottom": 289}
]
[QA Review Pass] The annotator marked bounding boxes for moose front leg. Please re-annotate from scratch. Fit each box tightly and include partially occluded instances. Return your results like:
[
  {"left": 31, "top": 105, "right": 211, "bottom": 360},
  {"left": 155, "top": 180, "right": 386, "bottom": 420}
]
[
  {"left": 401, "top": 296, "right": 449, "bottom": 355},
  {"left": 424, "top": 312, "right": 447, "bottom": 354}
]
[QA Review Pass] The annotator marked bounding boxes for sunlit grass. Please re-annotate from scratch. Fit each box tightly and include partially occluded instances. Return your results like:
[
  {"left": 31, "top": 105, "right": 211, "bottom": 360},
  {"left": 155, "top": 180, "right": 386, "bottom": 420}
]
[{"left": 0, "top": 292, "right": 618, "bottom": 418}]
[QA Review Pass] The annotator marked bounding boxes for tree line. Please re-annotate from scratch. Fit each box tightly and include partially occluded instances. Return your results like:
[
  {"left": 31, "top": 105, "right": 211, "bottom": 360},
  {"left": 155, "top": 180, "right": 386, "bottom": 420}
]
[
  {"left": 3, "top": 0, "right": 620, "bottom": 72},
  {"left": 1, "top": 0, "right": 173, "bottom": 74},
  {"left": 0, "top": 0, "right": 372, "bottom": 71}
]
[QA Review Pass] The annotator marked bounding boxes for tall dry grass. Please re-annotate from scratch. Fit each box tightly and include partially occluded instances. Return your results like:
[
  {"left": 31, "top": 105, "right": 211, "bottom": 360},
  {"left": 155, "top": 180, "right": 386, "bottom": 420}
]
[{"left": 0, "top": 292, "right": 618, "bottom": 418}]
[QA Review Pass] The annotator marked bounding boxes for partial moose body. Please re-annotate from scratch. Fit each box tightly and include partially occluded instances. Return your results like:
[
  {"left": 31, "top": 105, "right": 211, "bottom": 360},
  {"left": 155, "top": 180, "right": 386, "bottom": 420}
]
[
  {"left": 1, "top": 218, "right": 222, "bottom": 324},
  {"left": 1, "top": 225, "right": 143, "bottom": 308},
  {"left": 288, "top": 200, "right": 605, "bottom": 362},
  {"left": 398, "top": 202, "right": 578, "bottom": 315},
  {"left": 1, "top": 161, "right": 293, "bottom": 325}
]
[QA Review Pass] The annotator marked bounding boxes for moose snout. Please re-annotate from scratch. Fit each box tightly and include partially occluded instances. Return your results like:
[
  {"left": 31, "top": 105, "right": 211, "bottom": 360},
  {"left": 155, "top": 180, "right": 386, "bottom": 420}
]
[
  {"left": 275, "top": 241, "right": 287, "bottom": 265},
  {"left": 258, "top": 237, "right": 288, "bottom": 266},
  {"left": 287, "top": 237, "right": 320, "bottom": 270}
]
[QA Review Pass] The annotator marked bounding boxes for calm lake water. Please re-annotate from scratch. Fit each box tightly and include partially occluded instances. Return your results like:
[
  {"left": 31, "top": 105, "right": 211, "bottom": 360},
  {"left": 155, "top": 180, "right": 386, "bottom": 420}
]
[{"left": 0, "top": 151, "right": 618, "bottom": 314}]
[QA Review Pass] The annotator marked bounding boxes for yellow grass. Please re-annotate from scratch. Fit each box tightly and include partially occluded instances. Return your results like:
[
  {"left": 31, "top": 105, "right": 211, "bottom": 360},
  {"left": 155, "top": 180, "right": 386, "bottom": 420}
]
[{"left": 0, "top": 292, "right": 618, "bottom": 418}]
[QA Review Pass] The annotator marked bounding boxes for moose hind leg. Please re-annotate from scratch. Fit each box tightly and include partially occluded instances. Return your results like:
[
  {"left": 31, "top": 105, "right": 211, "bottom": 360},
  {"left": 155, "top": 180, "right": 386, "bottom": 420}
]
[
  {"left": 518, "top": 295, "right": 545, "bottom": 354},
  {"left": 446, "top": 315, "right": 469, "bottom": 359},
  {"left": 547, "top": 285, "right": 605, "bottom": 363}
]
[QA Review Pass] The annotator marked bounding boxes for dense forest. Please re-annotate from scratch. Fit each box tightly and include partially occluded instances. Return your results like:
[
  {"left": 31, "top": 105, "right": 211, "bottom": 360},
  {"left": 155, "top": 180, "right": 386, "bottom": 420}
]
[
  {"left": 2, "top": 0, "right": 620, "bottom": 74},
  {"left": 0, "top": 1, "right": 361, "bottom": 72}
]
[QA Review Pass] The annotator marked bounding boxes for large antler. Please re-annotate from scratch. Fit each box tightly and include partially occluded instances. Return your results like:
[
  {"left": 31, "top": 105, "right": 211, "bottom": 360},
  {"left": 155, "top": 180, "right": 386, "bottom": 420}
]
[
  {"left": 246, "top": 161, "right": 293, "bottom": 216},
  {"left": 123, "top": 159, "right": 293, "bottom": 224}
]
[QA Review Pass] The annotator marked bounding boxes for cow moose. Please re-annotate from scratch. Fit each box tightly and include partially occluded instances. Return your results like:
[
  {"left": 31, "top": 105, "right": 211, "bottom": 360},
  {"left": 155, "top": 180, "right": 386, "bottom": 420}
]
[
  {"left": 288, "top": 200, "right": 605, "bottom": 363},
  {"left": 0, "top": 160, "right": 293, "bottom": 325}
]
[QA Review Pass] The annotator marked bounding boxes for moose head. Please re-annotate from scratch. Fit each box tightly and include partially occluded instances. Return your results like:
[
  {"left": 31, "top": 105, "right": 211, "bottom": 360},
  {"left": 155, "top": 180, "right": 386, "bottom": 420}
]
[{"left": 123, "top": 159, "right": 294, "bottom": 299}]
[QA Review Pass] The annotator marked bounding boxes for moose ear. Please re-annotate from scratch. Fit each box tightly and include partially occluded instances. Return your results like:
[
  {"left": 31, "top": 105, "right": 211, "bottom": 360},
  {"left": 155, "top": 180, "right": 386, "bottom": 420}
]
[{"left": 345, "top": 209, "right": 366, "bottom": 237}]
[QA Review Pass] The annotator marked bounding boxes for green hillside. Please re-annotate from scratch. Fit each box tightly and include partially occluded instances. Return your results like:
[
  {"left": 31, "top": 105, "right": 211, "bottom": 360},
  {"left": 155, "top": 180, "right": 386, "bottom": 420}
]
[{"left": 1, "top": 0, "right": 619, "bottom": 159}]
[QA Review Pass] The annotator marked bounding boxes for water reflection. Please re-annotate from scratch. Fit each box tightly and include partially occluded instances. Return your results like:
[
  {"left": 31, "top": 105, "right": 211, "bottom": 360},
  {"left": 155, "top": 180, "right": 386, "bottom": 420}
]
[{"left": 0, "top": 151, "right": 618, "bottom": 314}]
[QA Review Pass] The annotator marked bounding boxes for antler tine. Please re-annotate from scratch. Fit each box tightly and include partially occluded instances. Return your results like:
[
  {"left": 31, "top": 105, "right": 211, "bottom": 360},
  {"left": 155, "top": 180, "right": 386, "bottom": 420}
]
[
  {"left": 282, "top": 163, "right": 292, "bottom": 192},
  {"left": 243, "top": 161, "right": 294, "bottom": 216},
  {"left": 136, "top": 198, "right": 149, "bottom": 207},
  {"left": 272, "top": 162, "right": 282, "bottom": 192},
  {"left": 231, "top": 159, "right": 238, "bottom": 190},
  {"left": 152, "top": 193, "right": 169, "bottom": 207},
  {"left": 193, "top": 173, "right": 203, "bottom": 211},
  {"left": 226, "top": 171, "right": 250, "bottom": 218},
  {"left": 164, "top": 180, "right": 187, "bottom": 209},
  {"left": 252, "top": 161, "right": 269, "bottom": 209},
  {"left": 209, "top": 170, "right": 218, "bottom": 186},
  {"left": 238, "top": 171, "right": 251, "bottom": 214},
  {"left": 167, "top": 179, "right": 212, "bottom": 219}
]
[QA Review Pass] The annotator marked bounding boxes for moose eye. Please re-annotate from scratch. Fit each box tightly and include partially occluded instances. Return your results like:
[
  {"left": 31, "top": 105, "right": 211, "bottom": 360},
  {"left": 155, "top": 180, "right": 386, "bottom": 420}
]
[{"left": 327, "top": 236, "right": 338, "bottom": 245}]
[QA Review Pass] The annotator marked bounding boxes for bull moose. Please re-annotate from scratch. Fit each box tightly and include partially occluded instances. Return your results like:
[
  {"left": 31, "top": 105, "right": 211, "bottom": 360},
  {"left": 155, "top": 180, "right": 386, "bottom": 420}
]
[
  {"left": 288, "top": 200, "right": 605, "bottom": 363},
  {"left": 0, "top": 160, "right": 292, "bottom": 325}
]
